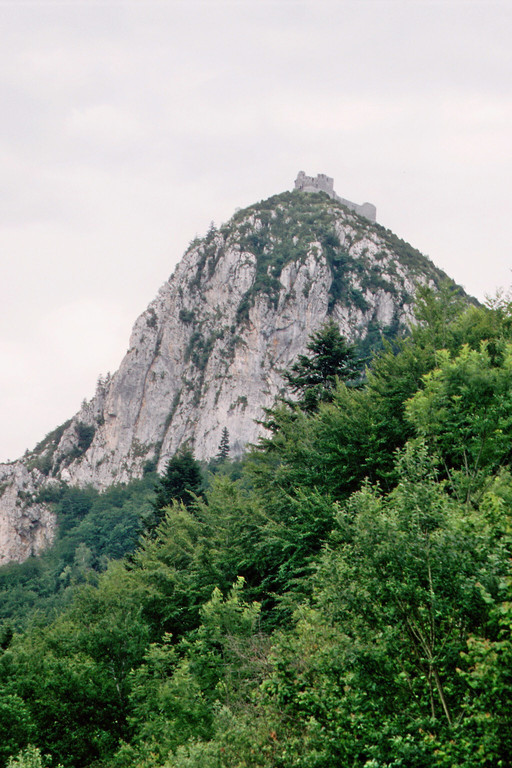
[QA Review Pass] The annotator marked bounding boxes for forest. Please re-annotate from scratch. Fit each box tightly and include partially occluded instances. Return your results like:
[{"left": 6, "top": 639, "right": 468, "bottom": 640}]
[{"left": 1, "top": 285, "right": 512, "bottom": 768}]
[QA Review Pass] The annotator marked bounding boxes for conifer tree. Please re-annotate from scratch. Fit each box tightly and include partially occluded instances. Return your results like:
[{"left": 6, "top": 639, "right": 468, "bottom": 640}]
[
  {"left": 217, "top": 427, "right": 230, "bottom": 461},
  {"left": 283, "top": 321, "right": 363, "bottom": 412},
  {"left": 151, "top": 448, "right": 202, "bottom": 526}
]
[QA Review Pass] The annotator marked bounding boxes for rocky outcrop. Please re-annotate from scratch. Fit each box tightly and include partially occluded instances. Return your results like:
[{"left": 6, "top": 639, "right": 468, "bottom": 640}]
[
  {"left": 0, "top": 189, "right": 456, "bottom": 564},
  {"left": 0, "top": 462, "right": 57, "bottom": 565}
]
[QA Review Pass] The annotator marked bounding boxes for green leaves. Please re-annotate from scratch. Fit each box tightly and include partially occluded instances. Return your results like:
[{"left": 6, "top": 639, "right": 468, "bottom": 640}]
[
  {"left": 117, "top": 579, "right": 265, "bottom": 766},
  {"left": 261, "top": 443, "right": 512, "bottom": 765},
  {"left": 407, "top": 343, "right": 512, "bottom": 501},
  {"left": 282, "top": 321, "right": 363, "bottom": 412},
  {"left": 0, "top": 560, "right": 151, "bottom": 768},
  {"left": 6, "top": 746, "right": 57, "bottom": 768},
  {"left": 5, "top": 290, "right": 512, "bottom": 767},
  {"left": 0, "top": 694, "right": 34, "bottom": 766}
]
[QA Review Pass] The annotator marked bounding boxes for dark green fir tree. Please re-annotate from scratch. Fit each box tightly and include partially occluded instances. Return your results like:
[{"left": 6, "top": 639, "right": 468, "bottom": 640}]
[
  {"left": 217, "top": 427, "right": 230, "bottom": 461},
  {"left": 283, "top": 320, "right": 363, "bottom": 412},
  {"left": 149, "top": 448, "right": 203, "bottom": 530}
]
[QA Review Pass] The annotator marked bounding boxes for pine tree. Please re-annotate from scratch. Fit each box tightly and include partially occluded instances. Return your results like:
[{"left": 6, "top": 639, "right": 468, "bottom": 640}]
[
  {"left": 283, "top": 321, "right": 363, "bottom": 412},
  {"left": 151, "top": 448, "right": 203, "bottom": 525},
  {"left": 217, "top": 427, "right": 230, "bottom": 461}
]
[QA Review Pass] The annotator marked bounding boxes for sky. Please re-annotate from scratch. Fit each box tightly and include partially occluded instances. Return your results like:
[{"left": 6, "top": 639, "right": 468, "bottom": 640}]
[{"left": 0, "top": 0, "right": 511, "bottom": 462}]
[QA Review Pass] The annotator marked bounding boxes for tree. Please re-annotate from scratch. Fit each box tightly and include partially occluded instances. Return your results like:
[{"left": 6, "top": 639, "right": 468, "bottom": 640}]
[
  {"left": 6, "top": 746, "right": 56, "bottom": 768},
  {"left": 0, "top": 693, "right": 34, "bottom": 767},
  {"left": 119, "top": 578, "right": 263, "bottom": 766},
  {"left": 246, "top": 443, "right": 511, "bottom": 768},
  {"left": 406, "top": 342, "right": 512, "bottom": 502},
  {"left": 0, "top": 561, "right": 151, "bottom": 768},
  {"left": 450, "top": 578, "right": 512, "bottom": 767},
  {"left": 151, "top": 448, "right": 203, "bottom": 527},
  {"left": 216, "top": 428, "right": 230, "bottom": 462},
  {"left": 282, "top": 321, "right": 363, "bottom": 412}
]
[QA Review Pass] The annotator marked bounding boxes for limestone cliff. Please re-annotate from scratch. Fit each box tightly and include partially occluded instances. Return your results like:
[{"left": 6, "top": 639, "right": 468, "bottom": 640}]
[{"left": 0, "top": 189, "right": 456, "bottom": 564}]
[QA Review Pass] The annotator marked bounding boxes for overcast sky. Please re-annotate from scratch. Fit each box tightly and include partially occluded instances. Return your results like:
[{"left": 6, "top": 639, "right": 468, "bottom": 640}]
[{"left": 0, "top": 0, "right": 511, "bottom": 462}]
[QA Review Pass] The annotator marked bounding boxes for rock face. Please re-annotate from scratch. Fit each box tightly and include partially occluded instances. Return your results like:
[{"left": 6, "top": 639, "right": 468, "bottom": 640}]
[{"left": 0, "top": 188, "right": 455, "bottom": 565}]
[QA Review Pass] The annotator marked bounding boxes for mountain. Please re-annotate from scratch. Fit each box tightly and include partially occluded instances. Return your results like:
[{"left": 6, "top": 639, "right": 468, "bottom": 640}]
[{"left": 0, "top": 180, "right": 460, "bottom": 565}]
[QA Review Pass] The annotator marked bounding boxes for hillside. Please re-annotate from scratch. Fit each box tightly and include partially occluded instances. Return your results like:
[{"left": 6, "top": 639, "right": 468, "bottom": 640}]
[{"left": 0, "top": 186, "right": 460, "bottom": 565}]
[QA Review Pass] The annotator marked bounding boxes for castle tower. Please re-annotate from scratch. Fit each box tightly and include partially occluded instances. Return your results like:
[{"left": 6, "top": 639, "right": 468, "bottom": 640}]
[{"left": 293, "top": 171, "right": 376, "bottom": 222}]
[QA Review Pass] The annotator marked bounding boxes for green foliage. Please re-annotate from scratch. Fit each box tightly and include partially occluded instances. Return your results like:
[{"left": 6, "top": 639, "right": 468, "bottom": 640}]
[
  {"left": 67, "top": 422, "right": 96, "bottom": 463},
  {"left": 315, "top": 443, "right": 507, "bottom": 720},
  {"left": 448, "top": 579, "right": 512, "bottom": 766},
  {"left": 4, "top": 290, "right": 512, "bottom": 768},
  {"left": 31, "top": 421, "right": 71, "bottom": 457},
  {"left": 0, "top": 475, "right": 155, "bottom": 627},
  {"left": 26, "top": 420, "right": 72, "bottom": 476},
  {"left": 178, "top": 309, "right": 195, "bottom": 324},
  {"left": 6, "top": 746, "right": 57, "bottom": 768},
  {"left": 0, "top": 694, "right": 34, "bottom": 766},
  {"left": 117, "top": 579, "right": 264, "bottom": 766},
  {"left": 282, "top": 320, "right": 363, "bottom": 411},
  {"left": 183, "top": 445, "right": 510, "bottom": 768},
  {"left": 0, "top": 563, "right": 150, "bottom": 768},
  {"left": 150, "top": 450, "right": 203, "bottom": 530},
  {"left": 127, "top": 503, "right": 206, "bottom": 639},
  {"left": 407, "top": 342, "right": 512, "bottom": 501}
]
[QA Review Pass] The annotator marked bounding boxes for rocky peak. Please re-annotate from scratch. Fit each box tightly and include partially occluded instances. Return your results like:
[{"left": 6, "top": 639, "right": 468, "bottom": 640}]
[{"left": 0, "top": 188, "right": 455, "bottom": 565}]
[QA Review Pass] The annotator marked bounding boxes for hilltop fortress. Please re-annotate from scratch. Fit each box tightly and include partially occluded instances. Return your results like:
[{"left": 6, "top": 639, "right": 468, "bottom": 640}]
[{"left": 294, "top": 171, "right": 377, "bottom": 222}]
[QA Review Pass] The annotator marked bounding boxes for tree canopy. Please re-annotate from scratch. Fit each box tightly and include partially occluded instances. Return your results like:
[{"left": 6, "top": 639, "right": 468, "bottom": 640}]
[{"left": 2, "top": 289, "right": 512, "bottom": 768}]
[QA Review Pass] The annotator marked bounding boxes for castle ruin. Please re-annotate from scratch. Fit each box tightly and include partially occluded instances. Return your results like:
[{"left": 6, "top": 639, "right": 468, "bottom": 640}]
[{"left": 294, "top": 171, "right": 376, "bottom": 222}]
